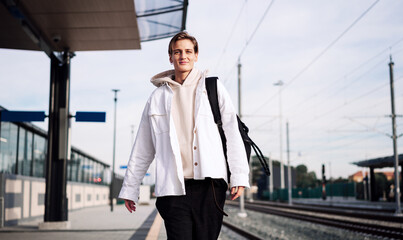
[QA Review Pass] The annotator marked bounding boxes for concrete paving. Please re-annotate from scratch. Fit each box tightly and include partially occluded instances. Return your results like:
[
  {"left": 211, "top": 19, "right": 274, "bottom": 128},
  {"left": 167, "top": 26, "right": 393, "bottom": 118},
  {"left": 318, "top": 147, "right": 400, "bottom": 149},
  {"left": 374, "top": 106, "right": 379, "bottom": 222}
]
[{"left": 0, "top": 199, "right": 166, "bottom": 240}]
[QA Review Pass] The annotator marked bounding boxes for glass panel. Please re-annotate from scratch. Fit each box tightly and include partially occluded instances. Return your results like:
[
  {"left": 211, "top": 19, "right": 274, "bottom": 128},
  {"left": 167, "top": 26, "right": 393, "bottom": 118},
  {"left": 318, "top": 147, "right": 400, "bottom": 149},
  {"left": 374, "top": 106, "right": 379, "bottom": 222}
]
[
  {"left": 22, "top": 131, "right": 33, "bottom": 176},
  {"left": 0, "top": 122, "right": 18, "bottom": 173},
  {"left": 94, "top": 162, "right": 101, "bottom": 184},
  {"left": 33, "top": 135, "right": 46, "bottom": 177},
  {"left": 84, "top": 157, "right": 90, "bottom": 183},
  {"left": 17, "top": 128, "right": 26, "bottom": 175},
  {"left": 78, "top": 153, "right": 84, "bottom": 182},
  {"left": 89, "top": 159, "right": 94, "bottom": 183},
  {"left": 70, "top": 152, "right": 77, "bottom": 182},
  {"left": 135, "top": 0, "right": 185, "bottom": 41}
]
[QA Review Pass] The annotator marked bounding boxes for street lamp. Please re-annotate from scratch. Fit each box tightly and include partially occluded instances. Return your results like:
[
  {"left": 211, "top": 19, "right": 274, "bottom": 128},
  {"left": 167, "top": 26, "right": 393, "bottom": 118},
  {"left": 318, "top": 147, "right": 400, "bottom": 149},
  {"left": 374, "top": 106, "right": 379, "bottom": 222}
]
[
  {"left": 110, "top": 89, "right": 120, "bottom": 212},
  {"left": 274, "top": 80, "right": 285, "bottom": 189}
]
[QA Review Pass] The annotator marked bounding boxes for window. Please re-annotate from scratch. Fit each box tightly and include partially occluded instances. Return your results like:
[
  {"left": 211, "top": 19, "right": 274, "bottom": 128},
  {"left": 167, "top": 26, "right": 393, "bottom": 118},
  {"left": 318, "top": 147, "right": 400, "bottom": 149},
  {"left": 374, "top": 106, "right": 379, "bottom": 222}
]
[
  {"left": 33, "top": 135, "right": 46, "bottom": 178},
  {"left": 0, "top": 122, "right": 18, "bottom": 173},
  {"left": 88, "top": 158, "right": 94, "bottom": 183},
  {"left": 21, "top": 131, "right": 33, "bottom": 176},
  {"left": 94, "top": 162, "right": 102, "bottom": 184},
  {"left": 77, "top": 153, "right": 84, "bottom": 182},
  {"left": 83, "top": 157, "right": 90, "bottom": 183},
  {"left": 69, "top": 152, "right": 80, "bottom": 182},
  {"left": 17, "top": 128, "right": 26, "bottom": 175}
]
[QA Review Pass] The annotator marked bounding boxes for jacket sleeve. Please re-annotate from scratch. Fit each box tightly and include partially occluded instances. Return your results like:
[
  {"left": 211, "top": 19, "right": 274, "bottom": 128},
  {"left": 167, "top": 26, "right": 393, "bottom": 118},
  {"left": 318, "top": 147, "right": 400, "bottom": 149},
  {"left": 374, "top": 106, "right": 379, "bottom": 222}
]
[
  {"left": 216, "top": 80, "right": 250, "bottom": 188},
  {"left": 118, "top": 100, "right": 156, "bottom": 203}
]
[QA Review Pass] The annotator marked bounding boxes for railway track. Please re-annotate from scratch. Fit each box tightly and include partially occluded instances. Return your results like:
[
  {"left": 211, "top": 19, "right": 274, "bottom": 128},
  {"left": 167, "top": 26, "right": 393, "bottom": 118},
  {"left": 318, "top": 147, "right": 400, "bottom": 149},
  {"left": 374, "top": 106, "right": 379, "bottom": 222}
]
[
  {"left": 222, "top": 220, "right": 263, "bottom": 240},
  {"left": 225, "top": 200, "right": 403, "bottom": 239},
  {"left": 248, "top": 199, "right": 403, "bottom": 222}
]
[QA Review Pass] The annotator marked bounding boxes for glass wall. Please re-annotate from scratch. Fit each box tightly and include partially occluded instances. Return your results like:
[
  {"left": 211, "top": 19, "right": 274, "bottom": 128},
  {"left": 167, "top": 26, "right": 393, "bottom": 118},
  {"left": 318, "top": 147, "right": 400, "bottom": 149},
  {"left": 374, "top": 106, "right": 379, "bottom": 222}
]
[
  {"left": 0, "top": 122, "right": 18, "bottom": 173},
  {"left": 69, "top": 152, "right": 80, "bottom": 182},
  {"left": 17, "top": 128, "right": 26, "bottom": 175},
  {"left": 23, "top": 131, "right": 33, "bottom": 176},
  {"left": 0, "top": 120, "right": 110, "bottom": 185},
  {"left": 77, "top": 153, "right": 84, "bottom": 182},
  {"left": 33, "top": 135, "right": 46, "bottom": 178}
]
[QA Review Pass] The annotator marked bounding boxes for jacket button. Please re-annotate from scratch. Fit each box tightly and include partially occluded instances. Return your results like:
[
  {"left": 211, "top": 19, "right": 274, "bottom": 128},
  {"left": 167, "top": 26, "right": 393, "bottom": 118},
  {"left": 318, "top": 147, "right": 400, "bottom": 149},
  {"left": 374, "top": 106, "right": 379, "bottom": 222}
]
[
  {"left": 194, "top": 162, "right": 198, "bottom": 166},
  {"left": 194, "top": 130, "right": 197, "bottom": 134},
  {"left": 194, "top": 146, "right": 197, "bottom": 150}
]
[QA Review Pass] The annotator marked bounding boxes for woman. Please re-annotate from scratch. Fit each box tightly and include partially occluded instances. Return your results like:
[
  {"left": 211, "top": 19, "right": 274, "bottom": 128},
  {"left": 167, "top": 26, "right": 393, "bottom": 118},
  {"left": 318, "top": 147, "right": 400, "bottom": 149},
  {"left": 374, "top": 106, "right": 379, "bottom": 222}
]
[{"left": 119, "top": 31, "right": 249, "bottom": 240}]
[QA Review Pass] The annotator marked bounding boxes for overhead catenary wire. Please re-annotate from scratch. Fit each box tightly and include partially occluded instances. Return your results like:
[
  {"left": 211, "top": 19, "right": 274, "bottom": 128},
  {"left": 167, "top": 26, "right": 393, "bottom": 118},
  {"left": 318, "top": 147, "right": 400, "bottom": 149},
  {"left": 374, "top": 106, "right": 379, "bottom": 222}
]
[
  {"left": 249, "top": 0, "right": 381, "bottom": 115},
  {"left": 238, "top": 0, "right": 275, "bottom": 59},
  {"left": 288, "top": 55, "right": 389, "bottom": 119},
  {"left": 285, "top": 50, "right": 403, "bottom": 141},
  {"left": 286, "top": 45, "right": 403, "bottom": 118},
  {"left": 286, "top": 48, "right": 402, "bottom": 117},
  {"left": 284, "top": 0, "right": 380, "bottom": 90},
  {"left": 291, "top": 75, "right": 402, "bottom": 132},
  {"left": 223, "top": 0, "right": 276, "bottom": 85},
  {"left": 212, "top": 0, "right": 248, "bottom": 73},
  {"left": 296, "top": 61, "right": 403, "bottom": 128}
]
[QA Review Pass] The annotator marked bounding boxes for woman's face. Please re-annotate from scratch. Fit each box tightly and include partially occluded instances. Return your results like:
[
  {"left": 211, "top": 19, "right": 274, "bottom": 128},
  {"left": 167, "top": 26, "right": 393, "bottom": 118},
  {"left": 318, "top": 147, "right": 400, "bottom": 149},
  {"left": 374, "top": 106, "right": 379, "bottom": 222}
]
[{"left": 169, "top": 39, "right": 198, "bottom": 75}]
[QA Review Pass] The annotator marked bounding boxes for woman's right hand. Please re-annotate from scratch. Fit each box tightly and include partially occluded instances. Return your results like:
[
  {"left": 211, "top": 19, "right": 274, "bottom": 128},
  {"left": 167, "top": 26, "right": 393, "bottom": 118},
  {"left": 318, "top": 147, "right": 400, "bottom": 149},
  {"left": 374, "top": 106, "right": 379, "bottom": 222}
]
[{"left": 124, "top": 199, "right": 136, "bottom": 213}]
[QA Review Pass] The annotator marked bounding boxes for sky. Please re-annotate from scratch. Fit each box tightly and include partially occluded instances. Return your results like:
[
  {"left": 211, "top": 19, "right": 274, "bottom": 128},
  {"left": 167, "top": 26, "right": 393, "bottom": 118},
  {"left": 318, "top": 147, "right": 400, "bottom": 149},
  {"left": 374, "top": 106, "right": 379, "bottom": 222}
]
[{"left": 1, "top": 0, "right": 403, "bottom": 180}]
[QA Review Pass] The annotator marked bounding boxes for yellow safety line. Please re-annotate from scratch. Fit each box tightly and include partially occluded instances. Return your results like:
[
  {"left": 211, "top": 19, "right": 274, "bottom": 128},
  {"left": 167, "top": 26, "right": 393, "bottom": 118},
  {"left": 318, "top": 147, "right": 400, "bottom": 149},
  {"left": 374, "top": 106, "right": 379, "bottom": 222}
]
[{"left": 145, "top": 212, "right": 163, "bottom": 240}]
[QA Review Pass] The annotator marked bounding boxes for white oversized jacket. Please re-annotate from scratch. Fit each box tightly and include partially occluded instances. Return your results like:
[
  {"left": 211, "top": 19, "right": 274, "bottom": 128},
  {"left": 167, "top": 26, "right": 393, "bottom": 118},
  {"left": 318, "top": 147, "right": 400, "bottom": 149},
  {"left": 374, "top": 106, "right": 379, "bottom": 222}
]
[{"left": 119, "top": 70, "right": 250, "bottom": 203}]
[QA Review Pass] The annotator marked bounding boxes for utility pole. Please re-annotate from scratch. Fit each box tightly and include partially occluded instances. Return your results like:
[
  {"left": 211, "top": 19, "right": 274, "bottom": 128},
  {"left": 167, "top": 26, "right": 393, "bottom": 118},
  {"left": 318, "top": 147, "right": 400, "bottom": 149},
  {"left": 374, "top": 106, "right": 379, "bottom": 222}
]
[
  {"left": 237, "top": 58, "right": 247, "bottom": 218},
  {"left": 274, "top": 80, "right": 284, "bottom": 189},
  {"left": 110, "top": 89, "right": 120, "bottom": 212},
  {"left": 329, "top": 161, "right": 333, "bottom": 200},
  {"left": 269, "top": 154, "right": 273, "bottom": 200},
  {"left": 286, "top": 121, "right": 292, "bottom": 205},
  {"left": 388, "top": 56, "right": 401, "bottom": 215}
]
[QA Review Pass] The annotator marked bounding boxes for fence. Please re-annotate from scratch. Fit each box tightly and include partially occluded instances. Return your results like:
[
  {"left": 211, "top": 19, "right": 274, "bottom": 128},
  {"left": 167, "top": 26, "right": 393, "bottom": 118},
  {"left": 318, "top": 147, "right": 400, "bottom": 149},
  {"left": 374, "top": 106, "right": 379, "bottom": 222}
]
[{"left": 263, "top": 182, "right": 356, "bottom": 201}]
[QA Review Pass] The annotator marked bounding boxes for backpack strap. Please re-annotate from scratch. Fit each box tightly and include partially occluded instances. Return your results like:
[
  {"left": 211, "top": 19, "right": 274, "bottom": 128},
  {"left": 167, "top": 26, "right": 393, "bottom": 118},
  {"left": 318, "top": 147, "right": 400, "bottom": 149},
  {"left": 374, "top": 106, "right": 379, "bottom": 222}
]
[
  {"left": 205, "top": 77, "right": 270, "bottom": 180},
  {"left": 205, "top": 77, "right": 230, "bottom": 179},
  {"left": 205, "top": 77, "right": 221, "bottom": 127}
]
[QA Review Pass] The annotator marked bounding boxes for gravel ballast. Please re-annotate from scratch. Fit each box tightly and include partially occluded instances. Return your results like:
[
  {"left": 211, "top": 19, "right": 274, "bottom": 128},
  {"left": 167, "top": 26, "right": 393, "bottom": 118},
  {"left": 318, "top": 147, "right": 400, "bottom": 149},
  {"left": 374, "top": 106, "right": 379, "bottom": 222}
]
[{"left": 218, "top": 205, "right": 382, "bottom": 240}]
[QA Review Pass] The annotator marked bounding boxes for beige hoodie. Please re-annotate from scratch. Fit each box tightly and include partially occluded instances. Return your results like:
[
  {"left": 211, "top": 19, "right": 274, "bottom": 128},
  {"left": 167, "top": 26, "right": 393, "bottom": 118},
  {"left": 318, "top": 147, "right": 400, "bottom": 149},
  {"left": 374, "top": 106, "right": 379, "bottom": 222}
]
[{"left": 151, "top": 68, "right": 204, "bottom": 179}]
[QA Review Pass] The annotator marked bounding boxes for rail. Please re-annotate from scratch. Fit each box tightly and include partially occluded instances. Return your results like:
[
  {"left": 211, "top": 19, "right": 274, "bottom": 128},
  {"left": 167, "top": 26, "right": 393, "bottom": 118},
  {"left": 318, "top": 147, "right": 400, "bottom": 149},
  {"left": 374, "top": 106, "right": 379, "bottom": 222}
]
[{"left": 226, "top": 200, "right": 403, "bottom": 239}]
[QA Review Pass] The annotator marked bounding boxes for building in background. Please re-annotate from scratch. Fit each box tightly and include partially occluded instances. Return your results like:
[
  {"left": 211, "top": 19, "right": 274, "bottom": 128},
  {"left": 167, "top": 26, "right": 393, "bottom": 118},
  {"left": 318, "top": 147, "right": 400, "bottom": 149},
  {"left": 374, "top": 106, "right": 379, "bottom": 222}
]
[{"left": 0, "top": 105, "right": 111, "bottom": 226}]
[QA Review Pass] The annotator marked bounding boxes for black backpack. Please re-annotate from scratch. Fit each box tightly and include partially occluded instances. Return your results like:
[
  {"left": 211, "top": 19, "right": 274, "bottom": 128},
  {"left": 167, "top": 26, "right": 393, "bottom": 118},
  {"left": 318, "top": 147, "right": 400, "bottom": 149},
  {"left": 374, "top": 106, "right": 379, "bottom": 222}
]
[{"left": 205, "top": 77, "right": 270, "bottom": 182}]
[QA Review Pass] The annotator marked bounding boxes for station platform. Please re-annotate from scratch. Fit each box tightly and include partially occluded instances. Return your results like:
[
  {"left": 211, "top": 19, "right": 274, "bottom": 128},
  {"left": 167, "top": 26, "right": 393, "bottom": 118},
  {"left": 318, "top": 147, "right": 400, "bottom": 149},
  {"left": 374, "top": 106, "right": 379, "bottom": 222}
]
[{"left": 0, "top": 199, "right": 167, "bottom": 240}]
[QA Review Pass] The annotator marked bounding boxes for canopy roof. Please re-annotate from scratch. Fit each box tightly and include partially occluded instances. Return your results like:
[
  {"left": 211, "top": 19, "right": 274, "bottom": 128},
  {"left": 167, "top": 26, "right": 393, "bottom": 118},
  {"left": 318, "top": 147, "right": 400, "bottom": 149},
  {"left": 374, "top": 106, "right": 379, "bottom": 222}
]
[
  {"left": 352, "top": 154, "right": 403, "bottom": 168},
  {"left": 0, "top": 0, "right": 187, "bottom": 52}
]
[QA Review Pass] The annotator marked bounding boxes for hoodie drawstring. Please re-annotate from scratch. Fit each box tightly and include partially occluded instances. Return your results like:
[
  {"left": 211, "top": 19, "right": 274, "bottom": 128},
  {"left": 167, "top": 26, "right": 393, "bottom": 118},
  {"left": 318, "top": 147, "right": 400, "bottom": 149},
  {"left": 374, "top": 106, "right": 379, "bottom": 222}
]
[{"left": 211, "top": 179, "right": 228, "bottom": 217}]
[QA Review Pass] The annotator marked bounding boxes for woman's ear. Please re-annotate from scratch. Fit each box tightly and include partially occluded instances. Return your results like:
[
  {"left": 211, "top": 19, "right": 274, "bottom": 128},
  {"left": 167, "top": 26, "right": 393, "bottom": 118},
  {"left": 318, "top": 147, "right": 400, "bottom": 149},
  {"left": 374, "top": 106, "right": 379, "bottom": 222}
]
[{"left": 195, "top": 53, "right": 198, "bottom": 62}]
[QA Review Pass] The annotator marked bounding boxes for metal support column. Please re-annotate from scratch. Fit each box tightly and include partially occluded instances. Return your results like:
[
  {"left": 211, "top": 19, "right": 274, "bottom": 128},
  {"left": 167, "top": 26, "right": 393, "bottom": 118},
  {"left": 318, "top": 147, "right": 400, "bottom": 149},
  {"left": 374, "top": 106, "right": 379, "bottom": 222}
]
[
  {"left": 286, "top": 122, "right": 292, "bottom": 205},
  {"left": 110, "top": 89, "right": 120, "bottom": 212},
  {"left": 388, "top": 56, "right": 401, "bottom": 214},
  {"left": 237, "top": 58, "right": 247, "bottom": 218},
  {"left": 44, "top": 50, "right": 73, "bottom": 222}
]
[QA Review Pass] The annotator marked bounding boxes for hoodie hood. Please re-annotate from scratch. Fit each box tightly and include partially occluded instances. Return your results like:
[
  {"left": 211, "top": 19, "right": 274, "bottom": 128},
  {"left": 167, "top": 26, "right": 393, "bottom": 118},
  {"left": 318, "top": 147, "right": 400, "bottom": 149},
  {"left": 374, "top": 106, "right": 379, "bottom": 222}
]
[
  {"left": 150, "top": 68, "right": 208, "bottom": 87},
  {"left": 150, "top": 69, "right": 178, "bottom": 87}
]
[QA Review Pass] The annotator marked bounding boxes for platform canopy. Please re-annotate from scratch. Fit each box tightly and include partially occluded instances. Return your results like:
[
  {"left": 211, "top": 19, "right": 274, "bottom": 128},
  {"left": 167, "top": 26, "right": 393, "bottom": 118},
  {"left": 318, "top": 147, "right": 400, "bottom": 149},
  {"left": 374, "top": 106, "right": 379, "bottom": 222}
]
[
  {"left": 0, "top": 0, "right": 188, "bottom": 53},
  {"left": 352, "top": 154, "right": 403, "bottom": 168}
]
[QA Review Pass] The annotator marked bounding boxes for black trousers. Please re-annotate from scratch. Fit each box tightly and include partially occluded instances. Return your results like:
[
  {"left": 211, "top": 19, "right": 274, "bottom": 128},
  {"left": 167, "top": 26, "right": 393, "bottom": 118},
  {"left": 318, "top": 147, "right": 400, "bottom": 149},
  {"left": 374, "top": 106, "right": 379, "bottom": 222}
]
[{"left": 155, "top": 178, "right": 227, "bottom": 240}]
